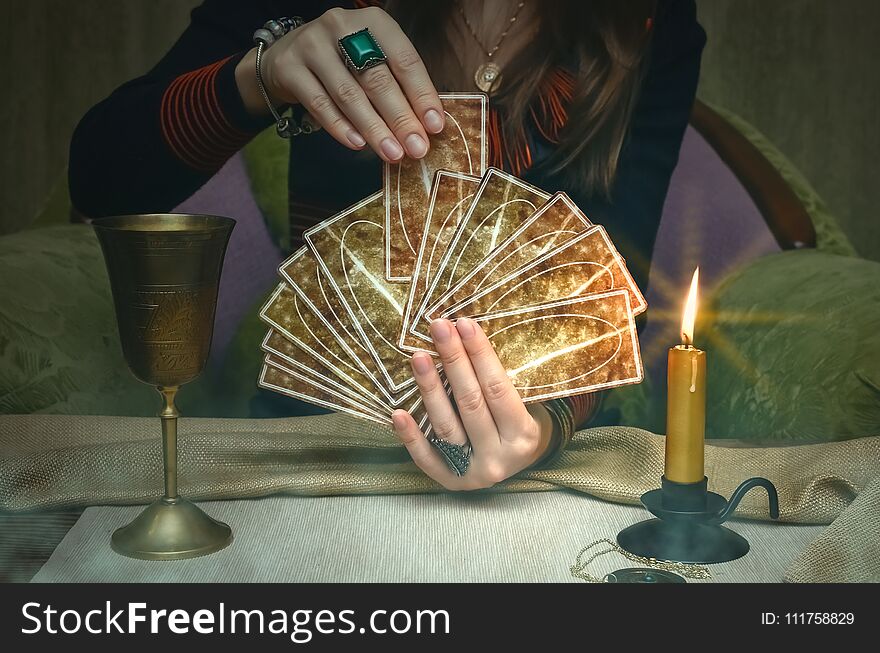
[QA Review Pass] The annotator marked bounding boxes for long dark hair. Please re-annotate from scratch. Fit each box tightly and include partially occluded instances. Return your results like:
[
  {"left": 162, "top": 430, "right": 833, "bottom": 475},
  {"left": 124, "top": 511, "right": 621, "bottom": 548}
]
[{"left": 385, "top": 0, "right": 656, "bottom": 196}]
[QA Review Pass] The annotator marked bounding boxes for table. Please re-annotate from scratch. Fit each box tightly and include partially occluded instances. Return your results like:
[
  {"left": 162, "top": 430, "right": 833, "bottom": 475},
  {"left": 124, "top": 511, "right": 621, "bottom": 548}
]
[{"left": 32, "top": 490, "right": 823, "bottom": 583}]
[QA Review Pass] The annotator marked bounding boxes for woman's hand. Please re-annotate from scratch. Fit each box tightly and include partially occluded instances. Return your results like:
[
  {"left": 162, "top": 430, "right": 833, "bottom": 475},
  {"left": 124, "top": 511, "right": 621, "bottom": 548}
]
[
  {"left": 392, "top": 318, "right": 557, "bottom": 491},
  {"left": 235, "top": 6, "right": 445, "bottom": 162}
]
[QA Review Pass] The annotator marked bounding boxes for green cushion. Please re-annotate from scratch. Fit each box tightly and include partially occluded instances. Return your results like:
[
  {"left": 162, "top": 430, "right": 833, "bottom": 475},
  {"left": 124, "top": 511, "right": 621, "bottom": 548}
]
[
  {"left": 0, "top": 225, "right": 216, "bottom": 417},
  {"left": 241, "top": 128, "right": 291, "bottom": 253},
  {"left": 702, "top": 250, "right": 880, "bottom": 441}
]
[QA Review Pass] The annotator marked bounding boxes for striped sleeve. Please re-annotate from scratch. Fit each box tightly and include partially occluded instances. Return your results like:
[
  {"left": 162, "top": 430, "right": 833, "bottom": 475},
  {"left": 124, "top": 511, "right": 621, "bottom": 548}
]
[{"left": 159, "top": 54, "right": 269, "bottom": 172}]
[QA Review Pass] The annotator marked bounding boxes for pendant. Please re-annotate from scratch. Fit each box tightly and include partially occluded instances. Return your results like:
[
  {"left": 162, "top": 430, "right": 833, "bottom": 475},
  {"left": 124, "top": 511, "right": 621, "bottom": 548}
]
[{"left": 474, "top": 61, "right": 502, "bottom": 94}]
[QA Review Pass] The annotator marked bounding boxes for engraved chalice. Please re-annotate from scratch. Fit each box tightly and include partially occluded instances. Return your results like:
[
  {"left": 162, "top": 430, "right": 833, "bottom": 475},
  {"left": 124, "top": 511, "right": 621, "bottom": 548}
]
[{"left": 93, "top": 214, "right": 235, "bottom": 560}]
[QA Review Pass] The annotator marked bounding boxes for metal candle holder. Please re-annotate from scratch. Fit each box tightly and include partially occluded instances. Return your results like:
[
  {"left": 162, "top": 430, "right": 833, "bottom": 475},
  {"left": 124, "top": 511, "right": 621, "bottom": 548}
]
[{"left": 617, "top": 475, "right": 779, "bottom": 564}]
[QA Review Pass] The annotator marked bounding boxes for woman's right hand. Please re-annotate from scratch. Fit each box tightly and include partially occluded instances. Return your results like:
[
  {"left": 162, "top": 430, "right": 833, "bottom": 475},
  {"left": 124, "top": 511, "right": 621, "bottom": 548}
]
[{"left": 235, "top": 6, "right": 445, "bottom": 162}]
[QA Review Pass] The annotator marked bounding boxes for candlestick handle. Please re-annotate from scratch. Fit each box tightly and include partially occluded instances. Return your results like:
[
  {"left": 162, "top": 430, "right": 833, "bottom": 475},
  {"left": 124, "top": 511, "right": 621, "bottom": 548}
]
[{"left": 708, "top": 477, "right": 779, "bottom": 525}]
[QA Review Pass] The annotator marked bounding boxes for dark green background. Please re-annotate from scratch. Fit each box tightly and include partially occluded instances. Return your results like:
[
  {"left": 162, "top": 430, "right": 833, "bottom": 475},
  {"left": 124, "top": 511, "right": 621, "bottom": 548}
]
[{"left": 1, "top": 1, "right": 877, "bottom": 260}]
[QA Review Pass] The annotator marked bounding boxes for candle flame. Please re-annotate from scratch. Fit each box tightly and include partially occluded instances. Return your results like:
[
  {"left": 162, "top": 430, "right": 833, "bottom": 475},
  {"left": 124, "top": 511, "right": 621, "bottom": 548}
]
[{"left": 681, "top": 267, "right": 700, "bottom": 346}]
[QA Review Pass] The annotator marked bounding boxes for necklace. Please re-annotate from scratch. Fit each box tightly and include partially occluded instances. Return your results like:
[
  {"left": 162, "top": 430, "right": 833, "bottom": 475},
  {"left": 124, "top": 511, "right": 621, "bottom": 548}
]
[
  {"left": 455, "top": 0, "right": 527, "bottom": 93},
  {"left": 570, "top": 539, "right": 712, "bottom": 583}
]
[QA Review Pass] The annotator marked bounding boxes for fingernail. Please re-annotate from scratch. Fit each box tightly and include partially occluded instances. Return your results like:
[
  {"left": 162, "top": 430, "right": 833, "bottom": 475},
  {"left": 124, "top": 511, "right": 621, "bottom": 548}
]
[
  {"left": 381, "top": 137, "right": 404, "bottom": 161},
  {"left": 430, "top": 319, "right": 451, "bottom": 344},
  {"left": 456, "top": 317, "right": 476, "bottom": 339},
  {"left": 405, "top": 133, "right": 428, "bottom": 158},
  {"left": 391, "top": 410, "right": 408, "bottom": 432},
  {"left": 346, "top": 129, "right": 366, "bottom": 148},
  {"left": 411, "top": 352, "right": 433, "bottom": 375},
  {"left": 424, "top": 109, "right": 444, "bottom": 134}
]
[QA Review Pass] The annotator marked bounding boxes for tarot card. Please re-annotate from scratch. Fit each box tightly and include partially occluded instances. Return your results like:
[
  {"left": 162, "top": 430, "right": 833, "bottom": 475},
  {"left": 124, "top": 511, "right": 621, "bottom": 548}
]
[
  {"left": 260, "top": 283, "right": 396, "bottom": 409},
  {"left": 261, "top": 354, "right": 432, "bottom": 430},
  {"left": 445, "top": 225, "right": 648, "bottom": 319},
  {"left": 262, "top": 332, "right": 436, "bottom": 430},
  {"left": 474, "top": 290, "right": 642, "bottom": 402},
  {"left": 305, "top": 191, "right": 434, "bottom": 392},
  {"left": 385, "top": 93, "right": 488, "bottom": 281},
  {"left": 427, "top": 192, "right": 593, "bottom": 317},
  {"left": 261, "top": 329, "right": 389, "bottom": 417},
  {"left": 399, "top": 171, "right": 482, "bottom": 354},
  {"left": 260, "top": 356, "right": 388, "bottom": 425},
  {"left": 277, "top": 246, "right": 418, "bottom": 407},
  {"left": 415, "top": 168, "right": 550, "bottom": 334}
]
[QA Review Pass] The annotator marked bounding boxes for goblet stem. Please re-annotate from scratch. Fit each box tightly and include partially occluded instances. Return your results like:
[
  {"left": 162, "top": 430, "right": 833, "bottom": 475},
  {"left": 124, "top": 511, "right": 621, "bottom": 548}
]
[{"left": 158, "top": 386, "right": 179, "bottom": 500}]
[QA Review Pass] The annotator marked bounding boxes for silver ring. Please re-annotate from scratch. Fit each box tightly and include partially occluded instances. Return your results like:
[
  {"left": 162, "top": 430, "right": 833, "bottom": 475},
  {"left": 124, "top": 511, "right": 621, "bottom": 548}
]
[{"left": 430, "top": 437, "right": 472, "bottom": 477}]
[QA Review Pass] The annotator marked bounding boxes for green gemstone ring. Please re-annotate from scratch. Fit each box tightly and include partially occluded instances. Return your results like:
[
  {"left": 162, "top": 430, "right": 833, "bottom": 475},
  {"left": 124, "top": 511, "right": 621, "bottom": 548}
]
[{"left": 338, "top": 28, "right": 387, "bottom": 72}]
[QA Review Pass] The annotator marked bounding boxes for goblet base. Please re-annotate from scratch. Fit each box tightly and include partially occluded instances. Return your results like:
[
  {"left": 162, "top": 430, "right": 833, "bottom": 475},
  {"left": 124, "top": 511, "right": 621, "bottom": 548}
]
[{"left": 111, "top": 496, "right": 232, "bottom": 560}]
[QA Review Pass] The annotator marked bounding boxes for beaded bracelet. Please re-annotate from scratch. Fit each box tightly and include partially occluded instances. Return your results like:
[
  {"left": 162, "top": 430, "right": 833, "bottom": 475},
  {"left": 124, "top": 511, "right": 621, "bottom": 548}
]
[{"left": 253, "top": 17, "right": 315, "bottom": 138}]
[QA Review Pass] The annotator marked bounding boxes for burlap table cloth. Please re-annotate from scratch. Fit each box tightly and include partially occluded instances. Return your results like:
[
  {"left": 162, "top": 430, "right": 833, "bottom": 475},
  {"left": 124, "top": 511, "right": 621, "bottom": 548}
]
[{"left": 1, "top": 414, "right": 877, "bottom": 581}]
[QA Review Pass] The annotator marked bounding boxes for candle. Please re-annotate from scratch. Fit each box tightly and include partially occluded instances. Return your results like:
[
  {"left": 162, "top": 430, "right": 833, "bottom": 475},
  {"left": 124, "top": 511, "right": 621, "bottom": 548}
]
[{"left": 664, "top": 268, "right": 706, "bottom": 483}]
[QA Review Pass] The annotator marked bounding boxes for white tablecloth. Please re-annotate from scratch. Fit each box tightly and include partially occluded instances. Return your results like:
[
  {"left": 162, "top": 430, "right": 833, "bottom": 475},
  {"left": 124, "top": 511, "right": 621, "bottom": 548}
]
[{"left": 33, "top": 490, "right": 822, "bottom": 583}]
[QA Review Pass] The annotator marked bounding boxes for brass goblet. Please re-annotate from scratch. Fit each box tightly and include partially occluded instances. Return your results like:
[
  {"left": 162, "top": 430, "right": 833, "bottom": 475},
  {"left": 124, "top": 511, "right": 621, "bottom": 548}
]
[{"left": 93, "top": 214, "right": 235, "bottom": 560}]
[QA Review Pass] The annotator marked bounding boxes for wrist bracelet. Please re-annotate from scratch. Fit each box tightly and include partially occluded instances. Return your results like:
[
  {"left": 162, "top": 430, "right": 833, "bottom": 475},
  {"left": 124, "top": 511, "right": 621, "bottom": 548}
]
[
  {"left": 532, "top": 398, "right": 575, "bottom": 468},
  {"left": 253, "top": 17, "right": 313, "bottom": 138}
]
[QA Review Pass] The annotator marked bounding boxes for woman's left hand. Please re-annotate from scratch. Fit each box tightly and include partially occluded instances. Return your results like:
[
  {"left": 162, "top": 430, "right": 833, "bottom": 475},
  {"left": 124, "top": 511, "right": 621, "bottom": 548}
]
[{"left": 391, "top": 317, "right": 555, "bottom": 490}]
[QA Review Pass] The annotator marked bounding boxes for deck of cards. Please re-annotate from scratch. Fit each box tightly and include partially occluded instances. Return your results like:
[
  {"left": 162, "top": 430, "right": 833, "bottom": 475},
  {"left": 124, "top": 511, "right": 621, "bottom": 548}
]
[{"left": 257, "top": 94, "right": 645, "bottom": 429}]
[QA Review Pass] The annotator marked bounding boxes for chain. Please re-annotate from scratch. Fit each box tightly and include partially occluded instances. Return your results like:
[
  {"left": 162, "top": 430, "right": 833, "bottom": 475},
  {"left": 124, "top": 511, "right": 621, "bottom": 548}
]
[
  {"left": 253, "top": 16, "right": 314, "bottom": 138},
  {"left": 454, "top": 0, "right": 527, "bottom": 60},
  {"left": 569, "top": 539, "right": 712, "bottom": 583},
  {"left": 254, "top": 41, "right": 291, "bottom": 135}
]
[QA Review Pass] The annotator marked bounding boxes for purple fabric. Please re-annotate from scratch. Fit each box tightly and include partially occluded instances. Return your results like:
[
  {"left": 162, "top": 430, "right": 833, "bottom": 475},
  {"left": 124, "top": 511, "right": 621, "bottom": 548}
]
[
  {"left": 174, "top": 153, "right": 283, "bottom": 365},
  {"left": 640, "top": 126, "right": 781, "bottom": 384}
]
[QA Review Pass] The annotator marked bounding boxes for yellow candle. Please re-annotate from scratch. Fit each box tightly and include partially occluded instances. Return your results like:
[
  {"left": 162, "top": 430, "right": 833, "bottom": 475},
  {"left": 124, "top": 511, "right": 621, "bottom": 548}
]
[{"left": 665, "top": 268, "right": 706, "bottom": 483}]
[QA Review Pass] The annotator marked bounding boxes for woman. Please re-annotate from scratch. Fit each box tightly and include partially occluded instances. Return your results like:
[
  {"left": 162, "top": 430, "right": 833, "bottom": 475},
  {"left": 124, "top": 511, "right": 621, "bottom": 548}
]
[{"left": 69, "top": 0, "right": 705, "bottom": 490}]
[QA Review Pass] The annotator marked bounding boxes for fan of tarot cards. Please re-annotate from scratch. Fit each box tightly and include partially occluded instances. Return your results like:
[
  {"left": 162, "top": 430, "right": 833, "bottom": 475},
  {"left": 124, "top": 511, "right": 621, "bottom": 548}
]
[{"left": 257, "top": 93, "right": 646, "bottom": 432}]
